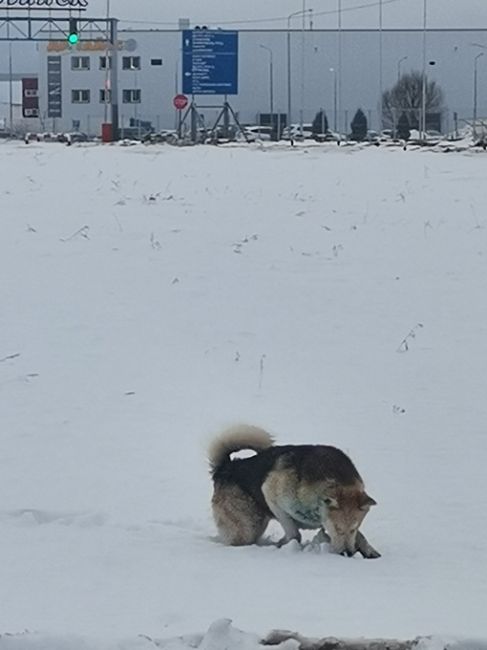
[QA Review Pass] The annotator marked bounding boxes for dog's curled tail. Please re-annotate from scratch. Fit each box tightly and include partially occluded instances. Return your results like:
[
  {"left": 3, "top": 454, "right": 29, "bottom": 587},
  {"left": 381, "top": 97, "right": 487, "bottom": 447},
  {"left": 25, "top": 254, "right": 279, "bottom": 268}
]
[{"left": 208, "top": 424, "right": 274, "bottom": 472}]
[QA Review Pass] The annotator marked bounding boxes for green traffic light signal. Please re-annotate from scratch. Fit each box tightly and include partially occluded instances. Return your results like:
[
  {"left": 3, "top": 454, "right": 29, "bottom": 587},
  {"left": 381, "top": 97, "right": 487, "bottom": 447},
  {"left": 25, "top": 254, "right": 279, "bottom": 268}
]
[{"left": 67, "top": 18, "right": 79, "bottom": 45}]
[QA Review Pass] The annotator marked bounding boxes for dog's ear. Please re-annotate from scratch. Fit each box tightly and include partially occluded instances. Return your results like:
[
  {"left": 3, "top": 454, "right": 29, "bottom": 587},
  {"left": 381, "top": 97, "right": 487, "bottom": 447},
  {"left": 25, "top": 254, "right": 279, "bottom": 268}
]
[
  {"left": 360, "top": 493, "right": 377, "bottom": 510},
  {"left": 322, "top": 496, "right": 339, "bottom": 509}
]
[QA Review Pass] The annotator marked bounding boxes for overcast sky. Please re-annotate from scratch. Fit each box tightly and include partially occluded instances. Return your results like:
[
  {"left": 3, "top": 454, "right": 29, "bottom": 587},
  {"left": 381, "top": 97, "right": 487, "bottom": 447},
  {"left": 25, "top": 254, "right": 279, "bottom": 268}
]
[
  {"left": 1, "top": 0, "right": 487, "bottom": 76},
  {"left": 83, "top": 0, "right": 487, "bottom": 29}
]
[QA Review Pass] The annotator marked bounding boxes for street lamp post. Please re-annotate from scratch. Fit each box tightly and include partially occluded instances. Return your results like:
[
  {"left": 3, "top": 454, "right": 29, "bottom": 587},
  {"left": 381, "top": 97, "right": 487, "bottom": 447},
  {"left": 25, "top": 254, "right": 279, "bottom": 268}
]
[
  {"left": 287, "top": 6, "right": 312, "bottom": 134},
  {"left": 421, "top": 0, "right": 427, "bottom": 140},
  {"left": 379, "top": 0, "right": 383, "bottom": 127},
  {"left": 473, "top": 52, "right": 484, "bottom": 138},
  {"left": 337, "top": 0, "right": 342, "bottom": 136},
  {"left": 397, "top": 55, "right": 408, "bottom": 83},
  {"left": 103, "top": 0, "right": 111, "bottom": 124},
  {"left": 8, "top": 41, "right": 13, "bottom": 136},
  {"left": 330, "top": 67, "right": 337, "bottom": 132},
  {"left": 299, "top": 0, "right": 306, "bottom": 137},
  {"left": 259, "top": 45, "right": 274, "bottom": 118},
  {"left": 134, "top": 67, "right": 140, "bottom": 139},
  {"left": 393, "top": 57, "right": 408, "bottom": 139}
]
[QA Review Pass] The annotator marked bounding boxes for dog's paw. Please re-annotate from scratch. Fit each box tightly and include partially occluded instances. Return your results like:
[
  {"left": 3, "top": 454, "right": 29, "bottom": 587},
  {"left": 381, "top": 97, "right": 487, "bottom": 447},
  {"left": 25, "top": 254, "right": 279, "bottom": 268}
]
[
  {"left": 312, "top": 529, "right": 330, "bottom": 545},
  {"left": 280, "top": 539, "right": 302, "bottom": 554},
  {"left": 360, "top": 547, "right": 381, "bottom": 559},
  {"left": 276, "top": 536, "right": 301, "bottom": 549}
]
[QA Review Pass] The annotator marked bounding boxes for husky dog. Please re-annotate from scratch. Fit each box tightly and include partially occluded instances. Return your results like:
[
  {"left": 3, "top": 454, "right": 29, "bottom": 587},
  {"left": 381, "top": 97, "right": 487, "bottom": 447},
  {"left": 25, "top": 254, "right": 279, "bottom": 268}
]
[{"left": 209, "top": 425, "right": 380, "bottom": 558}]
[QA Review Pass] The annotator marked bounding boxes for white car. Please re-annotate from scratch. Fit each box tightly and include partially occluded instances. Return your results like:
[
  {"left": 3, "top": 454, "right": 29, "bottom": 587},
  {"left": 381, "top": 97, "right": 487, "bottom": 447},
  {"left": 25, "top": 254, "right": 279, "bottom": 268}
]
[
  {"left": 237, "top": 126, "right": 273, "bottom": 142},
  {"left": 282, "top": 124, "right": 314, "bottom": 140}
]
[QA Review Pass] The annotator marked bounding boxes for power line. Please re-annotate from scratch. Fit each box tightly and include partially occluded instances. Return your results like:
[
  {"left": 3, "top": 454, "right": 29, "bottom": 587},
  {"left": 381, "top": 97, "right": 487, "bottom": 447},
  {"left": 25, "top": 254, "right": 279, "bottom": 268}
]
[
  {"left": 314, "top": 0, "right": 402, "bottom": 20},
  {"left": 118, "top": 0, "right": 404, "bottom": 29}
]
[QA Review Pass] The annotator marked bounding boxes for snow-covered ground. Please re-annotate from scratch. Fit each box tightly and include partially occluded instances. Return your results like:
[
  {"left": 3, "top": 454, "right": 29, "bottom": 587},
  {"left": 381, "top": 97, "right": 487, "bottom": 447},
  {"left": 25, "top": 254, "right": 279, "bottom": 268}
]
[{"left": 1, "top": 140, "right": 487, "bottom": 649}]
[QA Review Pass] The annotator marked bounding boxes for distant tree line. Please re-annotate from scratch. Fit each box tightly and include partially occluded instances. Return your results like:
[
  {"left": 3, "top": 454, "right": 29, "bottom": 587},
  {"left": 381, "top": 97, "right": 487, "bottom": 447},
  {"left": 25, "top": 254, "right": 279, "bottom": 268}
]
[
  {"left": 311, "top": 108, "right": 369, "bottom": 141},
  {"left": 309, "top": 69, "right": 445, "bottom": 142}
]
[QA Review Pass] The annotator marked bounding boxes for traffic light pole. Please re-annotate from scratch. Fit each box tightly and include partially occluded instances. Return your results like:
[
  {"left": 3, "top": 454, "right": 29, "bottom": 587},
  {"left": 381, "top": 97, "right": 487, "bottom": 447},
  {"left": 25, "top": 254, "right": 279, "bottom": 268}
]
[
  {"left": 0, "top": 13, "right": 120, "bottom": 140},
  {"left": 109, "top": 17, "right": 119, "bottom": 140},
  {"left": 0, "top": 15, "right": 111, "bottom": 43}
]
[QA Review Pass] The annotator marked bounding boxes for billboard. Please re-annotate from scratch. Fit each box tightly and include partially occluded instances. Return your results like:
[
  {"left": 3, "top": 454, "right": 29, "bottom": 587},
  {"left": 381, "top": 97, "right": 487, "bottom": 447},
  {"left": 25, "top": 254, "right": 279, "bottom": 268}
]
[
  {"left": 0, "top": 0, "right": 88, "bottom": 8},
  {"left": 182, "top": 29, "right": 238, "bottom": 96}
]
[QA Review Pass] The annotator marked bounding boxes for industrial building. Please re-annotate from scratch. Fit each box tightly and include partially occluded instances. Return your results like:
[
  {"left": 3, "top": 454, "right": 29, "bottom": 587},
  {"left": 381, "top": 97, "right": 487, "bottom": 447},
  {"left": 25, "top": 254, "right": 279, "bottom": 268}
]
[{"left": 2, "top": 17, "right": 487, "bottom": 137}]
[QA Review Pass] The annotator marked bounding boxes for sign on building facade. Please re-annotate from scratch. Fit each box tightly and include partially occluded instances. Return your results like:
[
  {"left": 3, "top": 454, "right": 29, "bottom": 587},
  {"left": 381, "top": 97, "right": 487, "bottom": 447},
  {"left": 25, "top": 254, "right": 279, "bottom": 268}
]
[
  {"left": 0, "top": 1, "right": 88, "bottom": 8},
  {"left": 47, "top": 55, "right": 62, "bottom": 118},
  {"left": 22, "top": 77, "right": 39, "bottom": 118}
]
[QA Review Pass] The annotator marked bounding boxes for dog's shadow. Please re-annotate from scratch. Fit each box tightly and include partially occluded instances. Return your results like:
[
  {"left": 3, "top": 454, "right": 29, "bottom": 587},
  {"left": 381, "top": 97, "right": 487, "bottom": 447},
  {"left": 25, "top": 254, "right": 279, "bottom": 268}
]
[{"left": 209, "top": 530, "right": 330, "bottom": 552}]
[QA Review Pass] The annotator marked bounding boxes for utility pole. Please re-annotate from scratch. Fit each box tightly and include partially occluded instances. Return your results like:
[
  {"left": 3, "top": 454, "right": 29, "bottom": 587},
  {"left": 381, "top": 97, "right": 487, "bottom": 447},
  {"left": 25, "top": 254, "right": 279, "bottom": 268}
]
[
  {"left": 337, "top": 0, "right": 342, "bottom": 136},
  {"left": 397, "top": 55, "right": 408, "bottom": 83},
  {"left": 287, "top": 7, "right": 312, "bottom": 132},
  {"left": 299, "top": 0, "right": 306, "bottom": 137},
  {"left": 259, "top": 45, "right": 274, "bottom": 118},
  {"left": 109, "top": 17, "right": 119, "bottom": 140},
  {"left": 421, "top": 0, "right": 427, "bottom": 139},
  {"left": 379, "top": 0, "right": 383, "bottom": 130},
  {"left": 473, "top": 52, "right": 484, "bottom": 138},
  {"left": 8, "top": 41, "right": 13, "bottom": 136},
  {"left": 103, "top": 0, "right": 110, "bottom": 124}
]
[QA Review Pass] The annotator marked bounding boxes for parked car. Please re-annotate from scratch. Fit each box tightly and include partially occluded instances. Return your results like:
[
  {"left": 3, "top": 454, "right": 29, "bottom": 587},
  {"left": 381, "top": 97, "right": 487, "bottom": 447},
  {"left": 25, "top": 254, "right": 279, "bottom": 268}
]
[
  {"left": 366, "top": 130, "right": 380, "bottom": 142},
  {"left": 142, "top": 129, "right": 177, "bottom": 144},
  {"left": 313, "top": 131, "right": 341, "bottom": 143},
  {"left": 57, "top": 131, "right": 89, "bottom": 144},
  {"left": 282, "top": 124, "right": 314, "bottom": 141},
  {"left": 237, "top": 125, "right": 273, "bottom": 142},
  {"left": 425, "top": 129, "right": 442, "bottom": 140}
]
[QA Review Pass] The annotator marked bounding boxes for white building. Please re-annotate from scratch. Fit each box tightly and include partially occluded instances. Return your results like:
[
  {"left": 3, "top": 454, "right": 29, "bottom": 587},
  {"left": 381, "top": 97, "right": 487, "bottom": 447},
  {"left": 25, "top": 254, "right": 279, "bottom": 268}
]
[{"left": 36, "top": 26, "right": 487, "bottom": 137}]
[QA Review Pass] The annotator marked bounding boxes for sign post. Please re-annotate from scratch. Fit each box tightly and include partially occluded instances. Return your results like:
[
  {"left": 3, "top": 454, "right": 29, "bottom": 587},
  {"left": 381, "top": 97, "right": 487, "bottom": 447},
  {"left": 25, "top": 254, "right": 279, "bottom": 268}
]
[
  {"left": 180, "top": 29, "right": 244, "bottom": 143},
  {"left": 173, "top": 94, "right": 188, "bottom": 138},
  {"left": 182, "top": 29, "right": 238, "bottom": 96}
]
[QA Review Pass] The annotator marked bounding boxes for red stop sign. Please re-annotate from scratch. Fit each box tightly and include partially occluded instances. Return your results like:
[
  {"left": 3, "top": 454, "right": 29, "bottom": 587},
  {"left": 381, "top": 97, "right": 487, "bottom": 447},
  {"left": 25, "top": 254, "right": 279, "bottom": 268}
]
[{"left": 173, "top": 94, "right": 189, "bottom": 110}]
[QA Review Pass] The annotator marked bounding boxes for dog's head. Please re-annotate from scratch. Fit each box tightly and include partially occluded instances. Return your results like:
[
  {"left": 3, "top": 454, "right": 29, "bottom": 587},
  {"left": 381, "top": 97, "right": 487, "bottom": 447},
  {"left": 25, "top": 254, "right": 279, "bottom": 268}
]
[{"left": 322, "top": 490, "right": 376, "bottom": 556}]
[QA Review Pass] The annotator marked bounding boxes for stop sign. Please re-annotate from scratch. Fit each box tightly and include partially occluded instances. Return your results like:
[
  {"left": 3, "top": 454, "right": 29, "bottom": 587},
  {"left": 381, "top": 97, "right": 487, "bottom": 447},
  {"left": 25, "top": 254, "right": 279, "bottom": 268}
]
[{"left": 173, "top": 94, "right": 189, "bottom": 110}]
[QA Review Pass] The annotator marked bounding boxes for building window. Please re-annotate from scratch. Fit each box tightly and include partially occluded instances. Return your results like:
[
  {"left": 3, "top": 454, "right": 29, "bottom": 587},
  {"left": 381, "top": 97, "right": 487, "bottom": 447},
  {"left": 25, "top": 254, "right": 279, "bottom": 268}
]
[
  {"left": 122, "top": 89, "right": 141, "bottom": 103},
  {"left": 99, "top": 89, "right": 112, "bottom": 103},
  {"left": 71, "top": 89, "right": 90, "bottom": 104},
  {"left": 71, "top": 56, "right": 90, "bottom": 71},
  {"left": 151, "top": 58, "right": 163, "bottom": 66},
  {"left": 99, "top": 56, "right": 112, "bottom": 70},
  {"left": 122, "top": 56, "right": 141, "bottom": 70}
]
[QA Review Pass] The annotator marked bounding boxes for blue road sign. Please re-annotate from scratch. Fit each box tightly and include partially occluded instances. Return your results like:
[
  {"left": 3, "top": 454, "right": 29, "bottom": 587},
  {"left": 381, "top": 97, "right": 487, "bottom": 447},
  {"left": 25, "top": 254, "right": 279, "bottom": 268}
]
[{"left": 182, "top": 30, "right": 238, "bottom": 95}]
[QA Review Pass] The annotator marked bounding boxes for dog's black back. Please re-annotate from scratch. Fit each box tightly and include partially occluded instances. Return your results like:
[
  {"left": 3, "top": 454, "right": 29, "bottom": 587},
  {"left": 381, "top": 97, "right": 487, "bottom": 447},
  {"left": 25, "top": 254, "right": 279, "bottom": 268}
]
[{"left": 212, "top": 444, "right": 362, "bottom": 514}]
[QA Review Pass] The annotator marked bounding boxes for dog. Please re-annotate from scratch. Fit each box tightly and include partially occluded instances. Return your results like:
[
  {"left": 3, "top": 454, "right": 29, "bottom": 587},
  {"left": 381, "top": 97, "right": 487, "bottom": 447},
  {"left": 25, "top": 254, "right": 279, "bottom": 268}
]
[{"left": 209, "top": 424, "right": 380, "bottom": 558}]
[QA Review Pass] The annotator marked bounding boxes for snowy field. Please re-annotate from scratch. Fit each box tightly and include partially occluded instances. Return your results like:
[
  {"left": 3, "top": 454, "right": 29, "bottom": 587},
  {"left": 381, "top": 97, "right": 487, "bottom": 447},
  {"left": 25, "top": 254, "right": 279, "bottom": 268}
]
[{"left": 1, "top": 140, "right": 487, "bottom": 649}]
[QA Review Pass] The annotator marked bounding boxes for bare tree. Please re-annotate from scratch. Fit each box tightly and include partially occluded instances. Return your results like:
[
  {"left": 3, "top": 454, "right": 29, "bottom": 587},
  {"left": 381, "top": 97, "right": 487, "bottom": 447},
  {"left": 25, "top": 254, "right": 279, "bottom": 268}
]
[{"left": 381, "top": 70, "right": 445, "bottom": 131}]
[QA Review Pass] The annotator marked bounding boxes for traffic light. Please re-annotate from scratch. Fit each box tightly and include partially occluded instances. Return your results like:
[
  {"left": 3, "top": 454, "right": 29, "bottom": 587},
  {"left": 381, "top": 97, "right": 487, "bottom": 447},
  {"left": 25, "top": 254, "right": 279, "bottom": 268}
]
[{"left": 67, "top": 18, "right": 79, "bottom": 45}]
